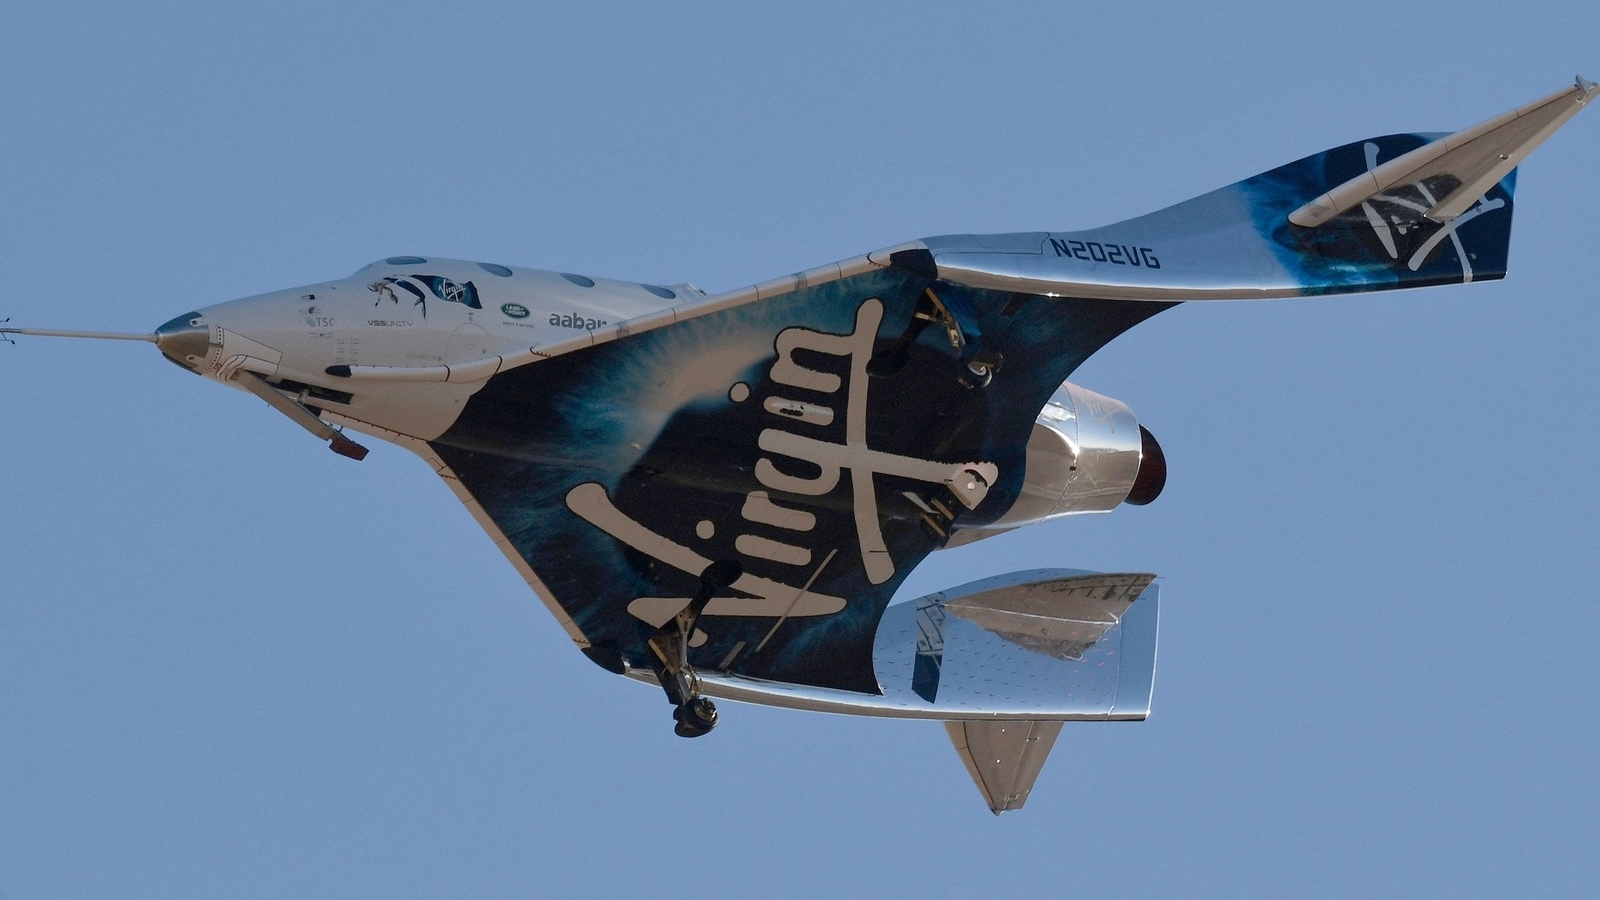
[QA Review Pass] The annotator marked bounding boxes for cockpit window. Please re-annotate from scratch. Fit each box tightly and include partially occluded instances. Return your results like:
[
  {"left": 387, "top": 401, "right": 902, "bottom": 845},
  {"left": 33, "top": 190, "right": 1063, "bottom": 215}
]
[
  {"left": 642, "top": 284, "right": 677, "bottom": 300},
  {"left": 386, "top": 256, "right": 428, "bottom": 265},
  {"left": 560, "top": 273, "right": 596, "bottom": 288},
  {"left": 478, "top": 262, "right": 514, "bottom": 277}
]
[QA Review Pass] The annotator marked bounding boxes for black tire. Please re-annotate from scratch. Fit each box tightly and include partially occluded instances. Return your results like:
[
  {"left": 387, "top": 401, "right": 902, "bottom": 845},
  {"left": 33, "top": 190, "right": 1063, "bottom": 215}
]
[
  {"left": 674, "top": 718, "right": 711, "bottom": 738},
  {"left": 672, "top": 699, "right": 716, "bottom": 738},
  {"left": 683, "top": 697, "right": 718, "bottom": 731}
]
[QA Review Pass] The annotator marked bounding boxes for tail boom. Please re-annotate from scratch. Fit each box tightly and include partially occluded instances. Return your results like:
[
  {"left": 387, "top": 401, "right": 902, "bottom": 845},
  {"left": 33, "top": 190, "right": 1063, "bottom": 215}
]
[{"left": 899, "top": 77, "right": 1594, "bottom": 303}]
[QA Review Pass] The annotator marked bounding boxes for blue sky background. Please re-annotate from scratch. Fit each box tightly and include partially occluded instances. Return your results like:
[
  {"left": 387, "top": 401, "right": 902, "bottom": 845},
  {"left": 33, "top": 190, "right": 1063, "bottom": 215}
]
[{"left": 2, "top": 3, "right": 1597, "bottom": 897}]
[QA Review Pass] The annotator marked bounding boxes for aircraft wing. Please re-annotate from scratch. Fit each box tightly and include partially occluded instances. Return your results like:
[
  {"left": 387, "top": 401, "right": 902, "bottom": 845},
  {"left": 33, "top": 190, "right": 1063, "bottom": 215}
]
[
  {"left": 421, "top": 261, "right": 1170, "bottom": 693},
  {"left": 410, "top": 78, "right": 1594, "bottom": 695}
]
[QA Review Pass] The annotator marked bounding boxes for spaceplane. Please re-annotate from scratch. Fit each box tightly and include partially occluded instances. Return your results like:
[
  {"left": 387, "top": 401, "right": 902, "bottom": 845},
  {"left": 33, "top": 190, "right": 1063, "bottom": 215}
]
[{"left": 7, "top": 78, "right": 1593, "bottom": 812}]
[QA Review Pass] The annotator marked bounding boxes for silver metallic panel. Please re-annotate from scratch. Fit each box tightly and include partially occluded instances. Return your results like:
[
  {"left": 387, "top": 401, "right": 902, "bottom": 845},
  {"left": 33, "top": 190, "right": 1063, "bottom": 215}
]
[
  {"left": 944, "top": 572, "right": 1152, "bottom": 661},
  {"left": 921, "top": 190, "right": 1301, "bottom": 302},
  {"left": 978, "top": 381, "right": 1143, "bottom": 532},
  {"left": 1110, "top": 584, "right": 1160, "bottom": 720},
  {"left": 1058, "top": 382, "right": 1143, "bottom": 510},
  {"left": 944, "top": 719, "right": 1064, "bottom": 814}
]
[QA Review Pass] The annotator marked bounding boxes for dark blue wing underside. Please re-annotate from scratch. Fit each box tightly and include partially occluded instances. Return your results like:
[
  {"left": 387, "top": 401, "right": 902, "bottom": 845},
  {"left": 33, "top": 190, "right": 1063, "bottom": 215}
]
[{"left": 429, "top": 267, "right": 1171, "bottom": 693}]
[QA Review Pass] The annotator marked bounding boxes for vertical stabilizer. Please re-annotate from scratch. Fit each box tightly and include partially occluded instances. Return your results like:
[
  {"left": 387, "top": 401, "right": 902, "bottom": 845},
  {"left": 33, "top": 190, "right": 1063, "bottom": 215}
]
[{"left": 944, "top": 720, "right": 1064, "bottom": 814}]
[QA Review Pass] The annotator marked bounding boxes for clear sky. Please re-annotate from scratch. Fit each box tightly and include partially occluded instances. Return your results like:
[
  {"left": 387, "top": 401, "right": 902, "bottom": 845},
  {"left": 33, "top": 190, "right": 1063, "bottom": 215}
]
[{"left": 2, "top": 2, "right": 1597, "bottom": 897}]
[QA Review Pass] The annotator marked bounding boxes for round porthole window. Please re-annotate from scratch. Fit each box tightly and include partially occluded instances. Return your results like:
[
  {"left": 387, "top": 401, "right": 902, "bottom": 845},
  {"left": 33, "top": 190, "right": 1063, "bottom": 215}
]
[
  {"left": 560, "top": 273, "right": 596, "bottom": 288},
  {"left": 642, "top": 284, "right": 677, "bottom": 300},
  {"left": 386, "top": 256, "right": 428, "bottom": 265},
  {"left": 478, "top": 262, "right": 514, "bottom": 277}
]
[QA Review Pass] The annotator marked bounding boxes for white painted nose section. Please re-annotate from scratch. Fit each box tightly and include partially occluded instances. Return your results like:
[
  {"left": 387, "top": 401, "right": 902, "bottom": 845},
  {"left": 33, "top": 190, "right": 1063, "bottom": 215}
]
[{"left": 214, "top": 328, "right": 284, "bottom": 380}]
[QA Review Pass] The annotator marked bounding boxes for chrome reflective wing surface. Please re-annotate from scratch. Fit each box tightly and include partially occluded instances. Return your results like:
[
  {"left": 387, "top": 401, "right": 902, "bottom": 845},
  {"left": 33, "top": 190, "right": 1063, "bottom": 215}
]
[{"left": 672, "top": 569, "right": 1159, "bottom": 720}]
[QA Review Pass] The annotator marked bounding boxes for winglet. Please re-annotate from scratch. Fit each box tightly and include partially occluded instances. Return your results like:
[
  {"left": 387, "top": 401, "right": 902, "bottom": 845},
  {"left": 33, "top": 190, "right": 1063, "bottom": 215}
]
[{"left": 1289, "top": 77, "right": 1599, "bottom": 227}]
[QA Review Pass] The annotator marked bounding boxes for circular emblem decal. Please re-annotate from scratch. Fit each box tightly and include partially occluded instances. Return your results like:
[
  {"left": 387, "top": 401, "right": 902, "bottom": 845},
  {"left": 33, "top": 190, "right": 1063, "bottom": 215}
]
[{"left": 501, "top": 303, "right": 530, "bottom": 319}]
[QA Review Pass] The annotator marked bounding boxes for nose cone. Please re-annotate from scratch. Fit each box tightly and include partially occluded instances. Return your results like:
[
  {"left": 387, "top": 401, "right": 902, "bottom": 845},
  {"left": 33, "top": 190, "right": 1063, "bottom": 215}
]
[{"left": 155, "top": 311, "right": 213, "bottom": 372}]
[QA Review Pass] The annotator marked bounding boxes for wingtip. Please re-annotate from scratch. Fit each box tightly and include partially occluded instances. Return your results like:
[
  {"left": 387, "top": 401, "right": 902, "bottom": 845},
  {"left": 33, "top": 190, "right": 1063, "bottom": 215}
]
[{"left": 1578, "top": 74, "right": 1598, "bottom": 97}]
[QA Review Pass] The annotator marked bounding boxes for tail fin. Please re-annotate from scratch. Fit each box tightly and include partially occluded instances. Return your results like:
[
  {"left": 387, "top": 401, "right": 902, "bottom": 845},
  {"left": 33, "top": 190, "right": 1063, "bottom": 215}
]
[
  {"left": 1263, "top": 77, "right": 1596, "bottom": 292},
  {"left": 1291, "top": 78, "right": 1597, "bottom": 227},
  {"left": 944, "top": 720, "right": 1063, "bottom": 815},
  {"left": 919, "top": 77, "right": 1597, "bottom": 302},
  {"left": 1244, "top": 131, "right": 1520, "bottom": 293}
]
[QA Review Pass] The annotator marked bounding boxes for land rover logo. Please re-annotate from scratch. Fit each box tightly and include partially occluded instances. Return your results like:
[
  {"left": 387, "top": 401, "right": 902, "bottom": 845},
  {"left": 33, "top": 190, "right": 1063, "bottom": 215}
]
[{"left": 501, "top": 303, "right": 531, "bottom": 319}]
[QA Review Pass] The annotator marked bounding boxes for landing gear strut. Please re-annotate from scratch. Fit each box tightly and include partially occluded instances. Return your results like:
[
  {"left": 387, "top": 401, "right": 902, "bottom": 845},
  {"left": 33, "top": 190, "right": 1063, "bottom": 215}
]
[{"left": 645, "top": 560, "right": 742, "bottom": 738}]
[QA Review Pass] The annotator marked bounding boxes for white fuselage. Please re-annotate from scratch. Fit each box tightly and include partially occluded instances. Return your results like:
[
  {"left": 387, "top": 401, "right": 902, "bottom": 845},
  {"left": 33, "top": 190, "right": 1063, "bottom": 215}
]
[{"left": 171, "top": 257, "right": 695, "bottom": 441}]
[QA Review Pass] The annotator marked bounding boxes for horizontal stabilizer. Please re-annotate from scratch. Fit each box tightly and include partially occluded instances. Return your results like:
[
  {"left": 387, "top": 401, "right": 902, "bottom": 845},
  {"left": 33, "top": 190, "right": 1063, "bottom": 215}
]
[
  {"left": 1290, "top": 76, "right": 1599, "bottom": 227},
  {"left": 945, "top": 719, "right": 1063, "bottom": 814}
]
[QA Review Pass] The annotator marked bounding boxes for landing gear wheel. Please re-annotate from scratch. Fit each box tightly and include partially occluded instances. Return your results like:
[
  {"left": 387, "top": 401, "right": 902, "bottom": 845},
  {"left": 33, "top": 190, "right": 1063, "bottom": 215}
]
[
  {"left": 958, "top": 351, "right": 1003, "bottom": 389},
  {"left": 673, "top": 719, "right": 709, "bottom": 738},
  {"left": 672, "top": 697, "right": 719, "bottom": 738}
]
